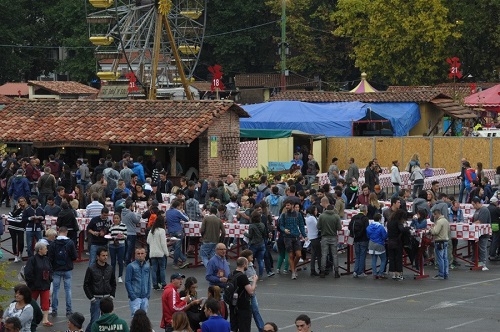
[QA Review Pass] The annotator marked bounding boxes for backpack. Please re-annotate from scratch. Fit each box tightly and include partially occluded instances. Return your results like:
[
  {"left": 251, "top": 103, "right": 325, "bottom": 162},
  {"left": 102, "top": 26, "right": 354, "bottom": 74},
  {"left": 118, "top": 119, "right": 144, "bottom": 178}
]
[
  {"left": 223, "top": 271, "right": 244, "bottom": 306},
  {"left": 269, "top": 194, "right": 279, "bottom": 206},
  {"left": 350, "top": 214, "right": 365, "bottom": 239},
  {"left": 255, "top": 191, "right": 264, "bottom": 204},
  {"left": 54, "top": 240, "right": 69, "bottom": 267}
]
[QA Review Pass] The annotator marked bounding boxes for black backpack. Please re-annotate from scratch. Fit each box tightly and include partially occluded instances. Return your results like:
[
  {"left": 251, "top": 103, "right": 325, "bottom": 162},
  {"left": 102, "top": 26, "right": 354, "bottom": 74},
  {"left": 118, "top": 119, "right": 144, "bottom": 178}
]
[
  {"left": 53, "top": 240, "right": 69, "bottom": 267},
  {"left": 223, "top": 271, "right": 244, "bottom": 306},
  {"left": 350, "top": 214, "right": 365, "bottom": 240}
]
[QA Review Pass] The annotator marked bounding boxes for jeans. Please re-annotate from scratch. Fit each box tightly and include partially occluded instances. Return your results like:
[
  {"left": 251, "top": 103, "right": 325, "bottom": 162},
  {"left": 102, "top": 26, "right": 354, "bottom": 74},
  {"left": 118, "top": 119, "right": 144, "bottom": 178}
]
[
  {"left": 200, "top": 242, "right": 217, "bottom": 267},
  {"left": 169, "top": 232, "right": 186, "bottom": 264},
  {"left": 129, "top": 298, "right": 149, "bottom": 317},
  {"left": 89, "top": 244, "right": 108, "bottom": 266},
  {"left": 85, "top": 298, "right": 102, "bottom": 332},
  {"left": 109, "top": 244, "right": 125, "bottom": 277},
  {"left": 478, "top": 235, "right": 489, "bottom": 264},
  {"left": 125, "top": 235, "right": 136, "bottom": 264},
  {"left": 412, "top": 181, "right": 424, "bottom": 198},
  {"left": 310, "top": 238, "right": 322, "bottom": 272},
  {"left": 354, "top": 241, "right": 369, "bottom": 275},
  {"left": 393, "top": 184, "right": 400, "bottom": 195},
  {"left": 371, "top": 252, "right": 387, "bottom": 277},
  {"left": 151, "top": 256, "right": 167, "bottom": 289},
  {"left": 249, "top": 243, "right": 266, "bottom": 278},
  {"left": 52, "top": 270, "right": 72, "bottom": 314},
  {"left": 320, "top": 236, "right": 339, "bottom": 272},
  {"left": 26, "top": 230, "right": 42, "bottom": 257},
  {"left": 251, "top": 295, "right": 264, "bottom": 332},
  {"left": 458, "top": 181, "right": 466, "bottom": 203},
  {"left": 489, "top": 231, "right": 500, "bottom": 257},
  {"left": 39, "top": 193, "right": 50, "bottom": 208},
  {"left": 435, "top": 241, "right": 449, "bottom": 278}
]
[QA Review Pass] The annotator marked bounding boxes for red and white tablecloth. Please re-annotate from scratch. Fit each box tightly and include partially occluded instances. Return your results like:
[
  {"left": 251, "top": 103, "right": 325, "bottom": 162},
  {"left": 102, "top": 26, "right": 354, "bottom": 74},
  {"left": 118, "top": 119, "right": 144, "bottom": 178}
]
[
  {"left": 343, "top": 209, "right": 359, "bottom": 220},
  {"left": 451, "top": 223, "right": 491, "bottom": 240},
  {"left": 317, "top": 173, "right": 329, "bottom": 186},
  {"left": 183, "top": 221, "right": 249, "bottom": 238}
]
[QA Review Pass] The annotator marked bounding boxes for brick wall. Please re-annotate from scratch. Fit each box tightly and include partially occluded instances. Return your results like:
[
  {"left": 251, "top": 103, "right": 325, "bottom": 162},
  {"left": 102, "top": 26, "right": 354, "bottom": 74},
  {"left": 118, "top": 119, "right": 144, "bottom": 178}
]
[{"left": 198, "top": 109, "right": 241, "bottom": 181}]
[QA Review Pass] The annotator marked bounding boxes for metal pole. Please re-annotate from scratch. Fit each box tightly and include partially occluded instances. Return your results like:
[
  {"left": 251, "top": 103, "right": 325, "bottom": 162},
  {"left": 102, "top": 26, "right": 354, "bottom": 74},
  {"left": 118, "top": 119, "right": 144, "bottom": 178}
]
[
  {"left": 280, "top": 0, "right": 286, "bottom": 91},
  {"left": 148, "top": 11, "right": 163, "bottom": 100},
  {"left": 162, "top": 15, "right": 193, "bottom": 100}
]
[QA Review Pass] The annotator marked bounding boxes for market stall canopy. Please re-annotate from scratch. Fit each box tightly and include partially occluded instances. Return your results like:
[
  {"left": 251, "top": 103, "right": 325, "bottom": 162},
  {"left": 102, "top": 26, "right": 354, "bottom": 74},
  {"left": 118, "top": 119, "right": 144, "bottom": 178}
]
[
  {"left": 240, "top": 101, "right": 420, "bottom": 137},
  {"left": 464, "top": 84, "right": 500, "bottom": 111},
  {"left": 350, "top": 72, "right": 378, "bottom": 93}
]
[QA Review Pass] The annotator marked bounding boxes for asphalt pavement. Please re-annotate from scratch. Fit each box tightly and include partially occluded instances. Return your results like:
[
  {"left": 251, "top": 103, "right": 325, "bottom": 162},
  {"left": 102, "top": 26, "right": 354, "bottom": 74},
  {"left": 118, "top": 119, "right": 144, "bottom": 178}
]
[{"left": 1, "top": 205, "right": 499, "bottom": 331}]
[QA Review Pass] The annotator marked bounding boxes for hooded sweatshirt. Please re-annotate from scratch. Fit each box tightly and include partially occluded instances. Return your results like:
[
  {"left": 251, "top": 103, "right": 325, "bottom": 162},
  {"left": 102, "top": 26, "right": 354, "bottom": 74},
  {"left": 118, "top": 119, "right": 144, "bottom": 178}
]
[{"left": 91, "top": 313, "right": 129, "bottom": 332}]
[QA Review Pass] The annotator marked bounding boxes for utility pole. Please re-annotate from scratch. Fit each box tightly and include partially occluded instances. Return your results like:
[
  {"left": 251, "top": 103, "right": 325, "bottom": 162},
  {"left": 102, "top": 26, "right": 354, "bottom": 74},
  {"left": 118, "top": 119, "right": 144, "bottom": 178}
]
[{"left": 280, "top": 0, "right": 287, "bottom": 91}]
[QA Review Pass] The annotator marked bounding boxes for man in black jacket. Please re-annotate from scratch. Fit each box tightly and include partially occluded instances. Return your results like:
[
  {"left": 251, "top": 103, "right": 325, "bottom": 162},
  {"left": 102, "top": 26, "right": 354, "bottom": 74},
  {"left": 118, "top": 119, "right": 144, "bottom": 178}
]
[
  {"left": 48, "top": 226, "right": 77, "bottom": 318},
  {"left": 22, "top": 195, "right": 45, "bottom": 257},
  {"left": 83, "top": 247, "right": 116, "bottom": 332},
  {"left": 348, "top": 205, "right": 370, "bottom": 278}
]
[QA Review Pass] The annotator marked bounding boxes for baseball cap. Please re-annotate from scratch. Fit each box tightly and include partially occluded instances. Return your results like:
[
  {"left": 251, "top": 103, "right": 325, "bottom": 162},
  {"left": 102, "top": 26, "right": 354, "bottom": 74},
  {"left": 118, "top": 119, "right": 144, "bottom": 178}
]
[
  {"left": 490, "top": 196, "right": 498, "bottom": 203},
  {"left": 170, "top": 273, "right": 185, "bottom": 280},
  {"left": 30, "top": 195, "right": 38, "bottom": 201}
]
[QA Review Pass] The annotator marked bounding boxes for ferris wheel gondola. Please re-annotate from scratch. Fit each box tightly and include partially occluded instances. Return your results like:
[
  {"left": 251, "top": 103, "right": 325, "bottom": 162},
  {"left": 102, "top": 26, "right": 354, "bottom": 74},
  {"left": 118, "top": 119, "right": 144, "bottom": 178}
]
[{"left": 86, "top": 0, "right": 207, "bottom": 99}]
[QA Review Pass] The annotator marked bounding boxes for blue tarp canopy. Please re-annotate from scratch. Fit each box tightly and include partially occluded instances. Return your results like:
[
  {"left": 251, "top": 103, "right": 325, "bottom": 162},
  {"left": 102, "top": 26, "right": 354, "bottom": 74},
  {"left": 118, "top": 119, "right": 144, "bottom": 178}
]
[{"left": 240, "top": 101, "right": 420, "bottom": 137}]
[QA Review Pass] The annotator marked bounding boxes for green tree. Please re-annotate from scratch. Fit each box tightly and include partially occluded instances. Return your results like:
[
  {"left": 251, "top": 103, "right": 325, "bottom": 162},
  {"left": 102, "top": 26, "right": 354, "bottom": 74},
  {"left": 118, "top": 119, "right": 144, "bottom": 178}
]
[
  {"left": 266, "top": 0, "right": 356, "bottom": 89},
  {"left": 0, "top": 0, "right": 60, "bottom": 83},
  {"left": 443, "top": 0, "right": 500, "bottom": 81},
  {"left": 333, "top": 0, "right": 460, "bottom": 85},
  {"left": 44, "top": 0, "right": 95, "bottom": 83},
  {"left": 199, "top": 0, "right": 278, "bottom": 78}
]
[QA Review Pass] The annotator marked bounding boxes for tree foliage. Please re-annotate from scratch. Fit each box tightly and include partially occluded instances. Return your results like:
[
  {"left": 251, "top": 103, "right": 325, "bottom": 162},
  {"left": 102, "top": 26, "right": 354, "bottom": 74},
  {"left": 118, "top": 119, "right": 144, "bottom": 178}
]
[
  {"left": 333, "top": 0, "right": 459, "bottom": 85},
  {"left": 443, "top": 0, "right": 500, "bottom": 81},
  {"left": 198, "top": 0, "right": 278, "bottom": 78},
  {"left": 265, "top": 0, "right": 356, "bottom": 89}
]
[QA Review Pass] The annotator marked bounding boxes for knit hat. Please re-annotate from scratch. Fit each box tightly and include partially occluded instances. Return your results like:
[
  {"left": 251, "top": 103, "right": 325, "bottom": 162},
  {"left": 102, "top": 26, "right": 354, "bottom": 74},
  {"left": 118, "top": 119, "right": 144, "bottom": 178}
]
[{"left": 68, "top": 312, "right": 85, "bottom": 329}]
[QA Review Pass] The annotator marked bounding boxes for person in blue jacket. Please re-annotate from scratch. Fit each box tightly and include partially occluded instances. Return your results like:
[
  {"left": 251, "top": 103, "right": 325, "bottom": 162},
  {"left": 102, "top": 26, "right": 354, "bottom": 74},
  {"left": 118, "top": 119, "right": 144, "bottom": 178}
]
[
  {"left": 201, "top": 298, "right": 230, "bottom": 332},
  {"left": 366, "top": 214, "right": 388, "bottom": 279}
]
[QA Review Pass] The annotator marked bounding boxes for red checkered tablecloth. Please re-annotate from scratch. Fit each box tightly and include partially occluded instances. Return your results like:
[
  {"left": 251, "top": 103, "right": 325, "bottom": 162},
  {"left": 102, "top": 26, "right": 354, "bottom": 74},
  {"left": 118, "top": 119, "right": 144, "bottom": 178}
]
[
  {"left": 451, "top": 223, "right": 491, "bottom": 239},
  {"left": 183, "top": 221, "right": 249, "bottom": 238},
  {"left": 317, "top": 173, "right": 329, "bottom": 186},
  {"left": 343, "top": 209, "right": 359, "bottom": 220}
]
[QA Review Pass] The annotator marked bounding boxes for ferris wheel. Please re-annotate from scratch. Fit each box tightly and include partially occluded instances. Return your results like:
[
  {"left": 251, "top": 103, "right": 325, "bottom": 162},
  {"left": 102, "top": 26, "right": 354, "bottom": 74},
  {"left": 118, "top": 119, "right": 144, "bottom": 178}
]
[{"left": 86, "top": 0, "right": 207, "bottom": 99}]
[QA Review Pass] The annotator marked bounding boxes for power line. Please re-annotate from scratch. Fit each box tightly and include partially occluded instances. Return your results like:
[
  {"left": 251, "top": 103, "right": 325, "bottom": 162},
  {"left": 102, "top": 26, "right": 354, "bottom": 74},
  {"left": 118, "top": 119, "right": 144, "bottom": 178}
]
[{"left": 204, "top": 20, "right": 279, "bottom": 38}]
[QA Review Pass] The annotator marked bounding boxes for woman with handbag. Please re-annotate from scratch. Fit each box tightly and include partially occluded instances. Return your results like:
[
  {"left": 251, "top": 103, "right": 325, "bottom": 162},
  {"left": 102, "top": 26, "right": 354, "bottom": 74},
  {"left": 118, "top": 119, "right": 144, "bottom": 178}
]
[{"left": 23, "top": 241, "right": 53, "bottom": 327}]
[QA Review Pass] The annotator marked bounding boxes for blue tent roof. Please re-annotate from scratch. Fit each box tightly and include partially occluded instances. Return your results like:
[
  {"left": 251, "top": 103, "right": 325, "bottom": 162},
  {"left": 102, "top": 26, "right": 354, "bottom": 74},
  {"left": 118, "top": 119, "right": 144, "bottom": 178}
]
[{"left": 240, "top": 101, "right": 420, "bottom": 137}]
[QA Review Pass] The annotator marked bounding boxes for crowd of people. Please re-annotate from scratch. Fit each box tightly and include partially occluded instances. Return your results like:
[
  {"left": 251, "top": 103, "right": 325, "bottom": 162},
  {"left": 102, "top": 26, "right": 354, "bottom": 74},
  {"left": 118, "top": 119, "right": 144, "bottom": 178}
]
[{"left": 0, "top": 151, "right": 498, "bottom": 331}]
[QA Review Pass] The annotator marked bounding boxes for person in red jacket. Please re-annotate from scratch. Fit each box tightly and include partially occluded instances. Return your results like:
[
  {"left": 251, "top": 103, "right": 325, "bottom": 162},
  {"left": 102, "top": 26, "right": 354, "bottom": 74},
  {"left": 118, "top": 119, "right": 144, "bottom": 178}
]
[
  {"left": 160, "top": 273, "right": 202, "bottom": 332},
  {"left": 355, "top": 184, "right": 370, "bottom": 207}
]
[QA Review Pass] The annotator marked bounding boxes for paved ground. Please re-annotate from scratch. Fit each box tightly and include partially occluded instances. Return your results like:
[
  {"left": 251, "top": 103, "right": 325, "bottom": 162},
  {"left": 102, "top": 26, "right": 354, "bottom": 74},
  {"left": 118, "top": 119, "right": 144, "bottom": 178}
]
[{"left": 1, "top": 205, "right": 499, "bottom": 331}]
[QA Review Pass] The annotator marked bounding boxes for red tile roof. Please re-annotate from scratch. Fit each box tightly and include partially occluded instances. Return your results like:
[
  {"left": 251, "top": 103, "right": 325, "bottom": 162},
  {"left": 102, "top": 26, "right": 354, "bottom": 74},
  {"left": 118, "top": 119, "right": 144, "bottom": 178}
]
[
  {"left": 28, "top": 81, "right": 98, "bottom": 95},
  {"left": 0, "top": 95, "right": 14, "bottom": 104},
  {"left": 387, "top": 83, "right": 500, "bottom": 101},
  {"left": 0, "top": 99, "right": 249, "bottom": 145},
  {"left": 0, "top": 83, "right": 29, "bottom": 97},
  {"left": 269, "top": 90, "right": 447, "bottom": 103},
  {"left": 235, "top": 73, "right": 319, "bottom": 88}
]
